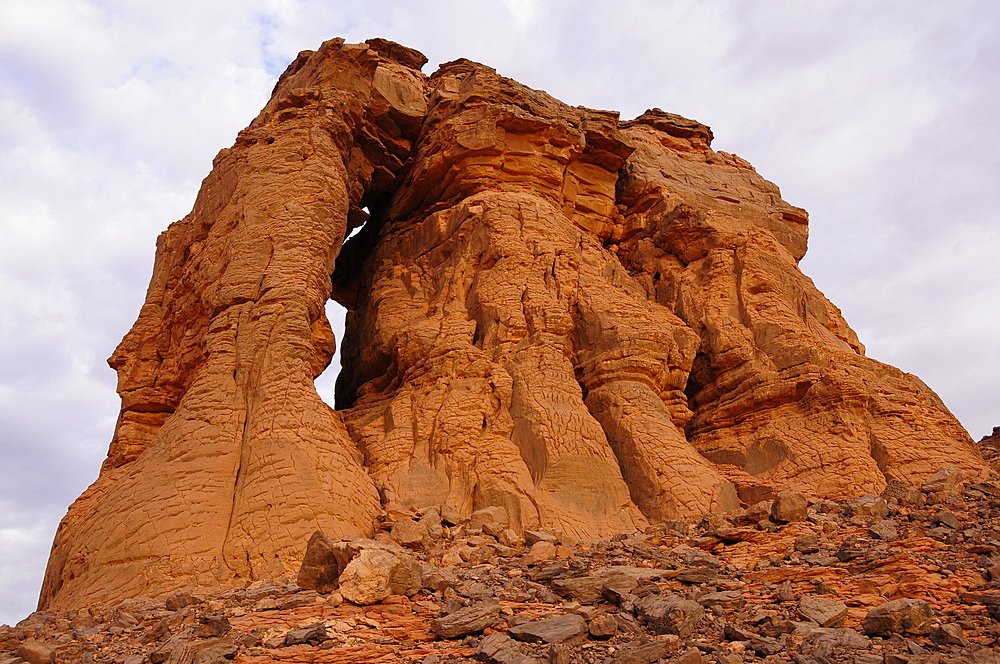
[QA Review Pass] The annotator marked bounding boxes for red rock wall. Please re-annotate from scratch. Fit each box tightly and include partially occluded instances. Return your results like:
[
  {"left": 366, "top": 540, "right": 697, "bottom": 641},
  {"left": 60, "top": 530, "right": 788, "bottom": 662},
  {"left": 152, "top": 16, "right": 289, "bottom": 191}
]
[{"left": 39, "top": 39, "right": 986, "bottom": 610}]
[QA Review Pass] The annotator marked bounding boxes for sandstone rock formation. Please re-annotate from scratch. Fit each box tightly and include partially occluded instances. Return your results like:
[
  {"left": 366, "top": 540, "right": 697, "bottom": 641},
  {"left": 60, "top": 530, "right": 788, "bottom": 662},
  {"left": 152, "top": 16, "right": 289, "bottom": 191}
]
[{"left": 40, "top": 38, "right": 986, "bottom": 611}]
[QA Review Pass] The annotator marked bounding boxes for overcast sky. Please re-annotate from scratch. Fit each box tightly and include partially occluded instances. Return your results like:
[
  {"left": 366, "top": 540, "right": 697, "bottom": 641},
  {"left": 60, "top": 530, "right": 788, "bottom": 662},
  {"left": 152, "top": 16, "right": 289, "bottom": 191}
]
[{"left": 1, "top": 0, "right": 997, "bottom": 625}]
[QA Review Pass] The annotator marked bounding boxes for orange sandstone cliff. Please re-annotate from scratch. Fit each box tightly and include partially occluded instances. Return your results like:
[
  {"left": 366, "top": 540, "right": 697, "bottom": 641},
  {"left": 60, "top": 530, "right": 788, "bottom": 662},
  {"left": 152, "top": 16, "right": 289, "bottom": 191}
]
[{"left": 39, "top": 38, "right": 986, "bottom": 611}]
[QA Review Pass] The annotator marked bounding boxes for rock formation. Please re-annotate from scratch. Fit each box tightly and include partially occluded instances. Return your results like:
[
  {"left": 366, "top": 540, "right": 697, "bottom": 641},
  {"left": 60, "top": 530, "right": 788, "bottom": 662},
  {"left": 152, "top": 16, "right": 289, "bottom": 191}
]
[{"left": 40, "top": 38, "right": 986, "bottom": 611}]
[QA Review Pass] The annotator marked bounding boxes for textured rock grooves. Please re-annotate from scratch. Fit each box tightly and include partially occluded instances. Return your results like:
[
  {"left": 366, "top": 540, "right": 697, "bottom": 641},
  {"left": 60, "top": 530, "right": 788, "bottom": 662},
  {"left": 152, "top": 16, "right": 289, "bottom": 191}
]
[{"left": 41, "top": 38, "right": 986, "bottom": 611}]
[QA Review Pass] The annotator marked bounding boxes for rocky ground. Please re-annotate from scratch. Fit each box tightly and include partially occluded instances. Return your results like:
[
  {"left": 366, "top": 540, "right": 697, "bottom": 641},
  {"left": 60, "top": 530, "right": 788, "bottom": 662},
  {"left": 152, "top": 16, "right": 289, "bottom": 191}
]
[{"left": 5, "top": 433, "right": 1000, "bottom": 664}]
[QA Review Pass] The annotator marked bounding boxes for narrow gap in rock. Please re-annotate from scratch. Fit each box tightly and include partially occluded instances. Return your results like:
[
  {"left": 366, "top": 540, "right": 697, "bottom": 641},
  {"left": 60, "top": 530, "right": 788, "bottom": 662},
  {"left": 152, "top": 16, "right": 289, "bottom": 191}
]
[
  {"left": 314, "top": 299, "right": 348, "bottom": 409},
  {"left": 314, "top": 205, "right": 370, "bottom": 409},
  {"left": 328, "top": 195, "right": 391, "bottom": 410}
]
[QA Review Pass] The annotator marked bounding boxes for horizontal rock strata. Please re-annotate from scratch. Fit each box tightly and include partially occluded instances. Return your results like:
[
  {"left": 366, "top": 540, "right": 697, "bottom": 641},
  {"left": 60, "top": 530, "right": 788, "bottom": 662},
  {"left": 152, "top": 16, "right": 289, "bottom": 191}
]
[{"left": 40, "top": 38, "right": 986, "bottom": 610}]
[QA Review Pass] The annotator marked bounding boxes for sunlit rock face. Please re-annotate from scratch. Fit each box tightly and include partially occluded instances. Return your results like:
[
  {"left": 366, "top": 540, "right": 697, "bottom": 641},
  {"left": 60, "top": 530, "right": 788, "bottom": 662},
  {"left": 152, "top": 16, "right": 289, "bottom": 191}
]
[{"left": 39, "top": 38, "right": 986, "bottom": 611}]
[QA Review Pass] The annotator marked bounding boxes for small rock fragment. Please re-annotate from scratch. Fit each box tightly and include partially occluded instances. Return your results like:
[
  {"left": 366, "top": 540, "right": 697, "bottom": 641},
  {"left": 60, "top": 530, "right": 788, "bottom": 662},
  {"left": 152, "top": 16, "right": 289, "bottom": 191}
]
[
  {"left": 850, "top": 495, "right": 889, "bottom": 518},
  {"left": 476, "top": 632, "right": 537, "bottom": 664},
  {"left": 523, "top": 530, "right": 558, "bottom": 545},
  {"left": 723, "top": 623, "right": 755, "bottom": 641},
  {"left": 674, "top": 648, "right": 704, "bottom": 664},
  {"left": 635, "top": 594, "right": 705, "bottom": 637},
  {"left": 430, "top": 599, "right": 501, "bottom": 638},
  {"left": 920, "top": 467, "right": 966, "bottom": 495},
  {"left": 675, "top": 567, "right": 722, "bottom": 584},
  {"left": 508, "top": 614, "right": 588, "bottom": 645},
  {"left": 869, "top": 519, "right": 899, "bottom": 541},
  {"left": 797, "top": 595, "right": 848, "bottom": 627},
  {"left": 468, "top": 506, "right": 508, "bottom": 532},
  {"left": 296, "top": 530, "right": 352, "bottom": 593},
  {"left": 391, "top": 518, "right": 429, "bottom": 549},
  {"left": 794, "top": 533, "right": 820, "bottom": 553},
  {"left": 164, "top": 591, "right": 203, "bottom": 611},
  {"left": 338, "top": 546, "right": 422, "bottom": 605},
  {"left": 588, "top": 613, "right": 618, "bottom": 638},
  {"left": 934, "top": 509, "right": 962, "bottom": 529},
  {"left": 614, "top": 635, "right": 680, "bottom": 664},
  {"left": 498, "top": 528, "right": 524, "bottom": 548},
  {"left": 422, "top": 565, "right": 458, "bottom": 591},
  {"left": 524, "top": 541, "right": 558, "bottom": 564},
  {"left": 284, "top": 622, "right": 328, "bottom": 646},
  {"left": 770, "top": 491, "right": 809, "bottom": 522},
  {"left": 696, "top": 591, "right": 744, "bottom": 609},
  {"left": 194, "top": 615, "right": 231, "bottom": 638},
  {"left": 930, "top": 622, "right": 965, "bottom": 646},
  {"left": 862, "top": 598, "right": 934, "bottom": 636},
  {"left": 15, "top": 642, "right": 56, "bottom": 664}
]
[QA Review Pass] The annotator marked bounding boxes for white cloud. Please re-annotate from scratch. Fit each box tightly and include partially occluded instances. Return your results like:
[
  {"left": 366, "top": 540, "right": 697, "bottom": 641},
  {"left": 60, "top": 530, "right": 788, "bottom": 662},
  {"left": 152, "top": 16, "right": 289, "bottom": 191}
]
[{"left": 1, "top": 0, "right": 998, "bottom": 626}]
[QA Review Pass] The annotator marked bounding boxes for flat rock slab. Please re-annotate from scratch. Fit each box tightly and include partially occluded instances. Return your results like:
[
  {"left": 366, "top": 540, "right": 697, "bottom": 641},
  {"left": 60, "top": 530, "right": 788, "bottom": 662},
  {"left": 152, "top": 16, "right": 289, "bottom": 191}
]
[
  {"left": 508, "top": 614, "right": 588, "bottom": 644},
  {"left": 798, "top": 595, "right": 848, "bottom": 627},
  {"left": 551, "top": 566, "right": 667, "bottom": 604},
  {"left": 430, "top": 600, "right": 501, "bottom": 639},
  {"left": 615, "top": 636, "right": 681, "bottom": 664}
]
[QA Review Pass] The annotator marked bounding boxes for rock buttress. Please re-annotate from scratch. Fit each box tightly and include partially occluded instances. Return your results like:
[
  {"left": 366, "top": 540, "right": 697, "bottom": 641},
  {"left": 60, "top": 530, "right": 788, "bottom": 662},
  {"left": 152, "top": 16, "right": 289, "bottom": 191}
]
[
  {"left": 39, "top": 38, "right": 428, "bottom": 610},
  {"left": 41, "top": 39, "right": 987, "bottom": 610}
]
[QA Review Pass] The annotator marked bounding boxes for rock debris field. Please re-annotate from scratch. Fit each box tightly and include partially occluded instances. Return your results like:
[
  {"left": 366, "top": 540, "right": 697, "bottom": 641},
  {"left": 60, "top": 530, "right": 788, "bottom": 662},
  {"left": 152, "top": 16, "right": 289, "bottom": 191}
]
[{"left": 5, "top": 431, "right": 1000, "bottom": 664}]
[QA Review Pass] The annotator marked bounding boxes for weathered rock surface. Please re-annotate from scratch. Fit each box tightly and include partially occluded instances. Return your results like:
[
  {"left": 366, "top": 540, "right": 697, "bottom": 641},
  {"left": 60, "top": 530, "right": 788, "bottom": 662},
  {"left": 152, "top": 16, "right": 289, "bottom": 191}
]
[{"left": 41, "top": 36, "right": 986, "bottom": 611}]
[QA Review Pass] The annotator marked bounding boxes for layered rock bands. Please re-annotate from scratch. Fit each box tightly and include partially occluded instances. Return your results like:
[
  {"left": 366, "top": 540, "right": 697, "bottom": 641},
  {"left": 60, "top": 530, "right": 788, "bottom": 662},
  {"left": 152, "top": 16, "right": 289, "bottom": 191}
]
[{"left": 40, "top": 38, "right": 986, "bottom": 610}]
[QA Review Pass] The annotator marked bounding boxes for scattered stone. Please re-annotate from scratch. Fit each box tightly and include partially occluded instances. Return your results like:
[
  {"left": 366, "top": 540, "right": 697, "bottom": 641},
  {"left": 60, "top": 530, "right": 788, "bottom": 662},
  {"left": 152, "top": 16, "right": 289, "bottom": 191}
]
[
  {"left": 805, "top": 627, "right": 871, "bottom": 651},
  {"left": 674, "top": 647, "right": 704, "bottom": 664},
  {"left": 164, "top": 591, "right": 203, "bottom": 611},
  {"left": 921, "top": 467, "right": 967, "bottom": 495},
  {"left": 15, "top": 642, "right": 55, "bottom": 664},
  {"left": 614, "top": 635, "right": 680, "bottom": 664},
  {"left": 467, "top": 507, "right": 508, "bottom": 532},
  {"left": 523, "top": 531, "right": 558, "bottom": 545},
  {"left": 934, "top": 508, "right": 962, "bottom": 529},
  {"left": 193, "top": 615, "right": 231, "bottom": 638},
  {"left": 862, "top": 598, "right": 934, "bottom": 636},
  {"left": 338, "top": 546, "right": 422, "bottom": 605},
  {"left": 498, "top": 529, "right": 524, "bottom": 548},
  {"left": 749, "top": 636, "right": 784, "bottom": 656},
  {"left": 508, "top": 614, "right": 588, "bottom": 645},
  {"left": 588, "top": 613, "right": 618, "bottom": 638},
  {"left": 696, "top": 591, "right": 744, "bottom": 609},
  {"left": 392, "top": 518, "right": 429, "bottom": 549},
  {"left": 797, "top": 595, "right": 848, "bottom": 627},
  {"left": 869, "top": 519, "right": 899, "bottom": 541},
  {"left": 635, "top": 594, "right": 704, "bottom": 637},
  {"left": 723, "top": 623, "right": 755, "bottom": 641},
  {"left": 930, "top": 622, "right": 966, "bottom": 646},
  {"left": 524, "top": 541, "right": 558, "bottom": 565},
  {"left": 422, "top": 565, "right": 459, "bottom": 591},
  {"left": 850, "top": 495, "right": 890, "bottom": 518},
  {"left": 476, "top": 632, "right": 537, "bottom": 664},
  {"left": 793, "top": 533, "right": 820, "bottom": 553},
  {"left": 284, "top": 622, "right": 328, "bottom": 646},
  {"left": 674, "top": 568, "right": 722, "bottom": 584},
  {"left": 296, "top": 530, "right": 353, "bottom": 593},
  {"left": 440, "top": 505, "right": 465, "bottom": 526},
  {"left": 430, "top": 600, "right": 501, "bottom": 638},
  {"left": 771, "top": 491, "right": 809, "bottom": 522}
]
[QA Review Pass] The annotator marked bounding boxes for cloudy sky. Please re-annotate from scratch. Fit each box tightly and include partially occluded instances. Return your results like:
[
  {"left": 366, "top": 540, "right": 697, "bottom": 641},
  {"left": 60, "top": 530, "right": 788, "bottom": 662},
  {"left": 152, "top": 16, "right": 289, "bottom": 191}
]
[{"left": 1, "top": 0, "right": 997, "bottom": 624}]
